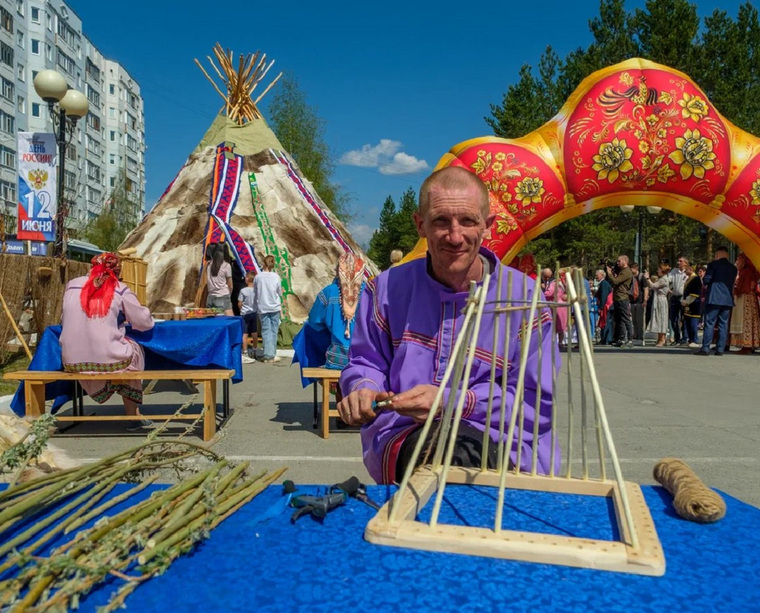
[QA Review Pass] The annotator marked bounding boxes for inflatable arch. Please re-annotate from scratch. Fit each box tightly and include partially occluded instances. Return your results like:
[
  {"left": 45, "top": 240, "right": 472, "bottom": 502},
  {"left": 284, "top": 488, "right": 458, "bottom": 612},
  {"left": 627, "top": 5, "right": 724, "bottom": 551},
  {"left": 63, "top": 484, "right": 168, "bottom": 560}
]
[{"left": 407, "top": 58, "right": 760, "bottom": 269}]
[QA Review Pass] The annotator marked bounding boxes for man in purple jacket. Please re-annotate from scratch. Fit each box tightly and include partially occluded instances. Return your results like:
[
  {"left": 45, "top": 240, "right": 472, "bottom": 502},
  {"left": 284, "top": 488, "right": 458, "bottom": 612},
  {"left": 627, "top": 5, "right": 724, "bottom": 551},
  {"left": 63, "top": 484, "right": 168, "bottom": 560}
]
[{"left": 338, "top": 167, "right": 560, "bottom": 484}]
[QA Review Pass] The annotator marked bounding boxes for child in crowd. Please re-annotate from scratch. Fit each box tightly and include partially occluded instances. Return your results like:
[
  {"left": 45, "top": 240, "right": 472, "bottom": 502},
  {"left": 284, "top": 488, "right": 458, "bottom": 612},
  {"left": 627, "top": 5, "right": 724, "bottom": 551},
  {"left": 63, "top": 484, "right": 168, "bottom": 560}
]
[{"left": 238, "top": 271, "right": 258, "bottom": 364}]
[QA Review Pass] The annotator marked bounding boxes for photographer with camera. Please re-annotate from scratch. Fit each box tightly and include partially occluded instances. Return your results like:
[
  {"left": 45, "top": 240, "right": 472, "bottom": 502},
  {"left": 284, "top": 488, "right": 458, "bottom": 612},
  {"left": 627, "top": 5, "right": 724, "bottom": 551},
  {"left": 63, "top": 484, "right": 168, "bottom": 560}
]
[{"left": 605, "top": 255, "right": 635, "bottom": 348}]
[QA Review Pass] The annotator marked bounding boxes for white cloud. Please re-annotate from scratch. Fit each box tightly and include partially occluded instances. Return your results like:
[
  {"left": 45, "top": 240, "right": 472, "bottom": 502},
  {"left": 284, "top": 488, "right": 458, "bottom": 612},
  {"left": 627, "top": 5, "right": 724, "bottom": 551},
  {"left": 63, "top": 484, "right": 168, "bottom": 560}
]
[
  {"left": 339, "top": 139, "right": 401, "bottom": 167},
  {"left": 347, "top": 223, "right": 376, "bottom": 250},
  {"left": 340, "top": 140, "right": 429, "bottom": 175},
  {"left": 379, "top": 152, "right": 430, "bottom": 176}
]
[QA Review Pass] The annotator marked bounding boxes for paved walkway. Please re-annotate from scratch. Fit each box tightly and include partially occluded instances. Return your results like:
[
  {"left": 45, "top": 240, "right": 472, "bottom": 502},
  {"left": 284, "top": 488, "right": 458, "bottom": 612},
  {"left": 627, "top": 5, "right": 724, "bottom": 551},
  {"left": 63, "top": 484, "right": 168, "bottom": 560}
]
[{"left": 35, "top": 345, "right": 760, "bottom": 509}]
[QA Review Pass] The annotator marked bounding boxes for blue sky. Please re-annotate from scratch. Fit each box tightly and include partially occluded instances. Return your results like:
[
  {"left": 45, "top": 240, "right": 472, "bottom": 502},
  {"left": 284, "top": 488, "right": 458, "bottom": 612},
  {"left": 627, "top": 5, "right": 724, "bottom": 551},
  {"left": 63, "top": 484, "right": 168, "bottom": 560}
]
[{"left": 69, "top": 0, "right": 748, "bottom": 247}]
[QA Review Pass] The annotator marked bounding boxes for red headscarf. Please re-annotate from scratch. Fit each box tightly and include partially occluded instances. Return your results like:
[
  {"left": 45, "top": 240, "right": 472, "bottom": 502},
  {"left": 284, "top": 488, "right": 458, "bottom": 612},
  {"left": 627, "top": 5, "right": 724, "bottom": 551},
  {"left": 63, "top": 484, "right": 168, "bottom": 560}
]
[
  {"left": 735, "top": 253, "right": 759, "bottom": 296},
  {"left": 80, "top": 253, "right": 122, "bottom": 318},
  {"left": 517, "top": 253, "right": 538, "bottom": 279}
]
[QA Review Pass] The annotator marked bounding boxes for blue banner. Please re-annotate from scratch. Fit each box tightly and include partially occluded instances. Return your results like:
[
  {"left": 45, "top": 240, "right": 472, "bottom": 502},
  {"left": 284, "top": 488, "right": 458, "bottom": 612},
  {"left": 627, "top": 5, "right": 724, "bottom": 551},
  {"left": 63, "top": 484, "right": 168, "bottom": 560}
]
[
  {"left": 17, "top": 132, "right": 57, "bottom": 241},
  {"left": 3, "top": 239, "right": 25, "bottom": 254}
]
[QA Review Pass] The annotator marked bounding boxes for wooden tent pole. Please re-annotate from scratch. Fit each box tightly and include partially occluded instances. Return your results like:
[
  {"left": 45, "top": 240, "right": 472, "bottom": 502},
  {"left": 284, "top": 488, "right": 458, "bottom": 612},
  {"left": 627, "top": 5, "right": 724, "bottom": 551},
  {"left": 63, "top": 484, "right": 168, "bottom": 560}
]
[
  {"left": 194, "top": 60, "right": 229, "bottom": 105},
  {"left": 0, "top": 291, "right": 32, "bottom": 360},
  {"left": 253, "top": 73, "right": 282, "bottom": 107},
  {"left": 196, "top": 44, "right": 282, "bottom": 126},
  {"left": 206, "top": 56, "right": 229, "bottom": 87}
]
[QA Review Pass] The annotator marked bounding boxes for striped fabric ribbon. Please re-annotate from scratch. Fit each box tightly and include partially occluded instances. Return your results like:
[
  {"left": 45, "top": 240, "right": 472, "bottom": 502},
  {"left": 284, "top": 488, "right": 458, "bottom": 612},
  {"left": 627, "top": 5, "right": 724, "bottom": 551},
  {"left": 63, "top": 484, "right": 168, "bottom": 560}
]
[{"left": 205, "top": 144, "right": 260, "bottom": 273}]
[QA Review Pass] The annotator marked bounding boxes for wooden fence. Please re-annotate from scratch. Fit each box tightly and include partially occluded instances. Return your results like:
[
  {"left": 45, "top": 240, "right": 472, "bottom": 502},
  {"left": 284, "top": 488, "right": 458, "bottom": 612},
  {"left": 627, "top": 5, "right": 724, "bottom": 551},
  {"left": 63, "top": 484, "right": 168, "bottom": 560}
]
[{"left": 0, "top": 255, "right": 90, "bottom": 363}]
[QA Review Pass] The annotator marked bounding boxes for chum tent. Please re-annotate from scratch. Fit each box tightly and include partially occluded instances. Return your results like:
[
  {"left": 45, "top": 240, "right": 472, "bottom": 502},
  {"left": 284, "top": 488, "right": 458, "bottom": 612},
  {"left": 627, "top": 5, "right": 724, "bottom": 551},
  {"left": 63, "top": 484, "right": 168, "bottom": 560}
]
[{"left": 120, "top": 45, "right": 378, "bottom": 322}]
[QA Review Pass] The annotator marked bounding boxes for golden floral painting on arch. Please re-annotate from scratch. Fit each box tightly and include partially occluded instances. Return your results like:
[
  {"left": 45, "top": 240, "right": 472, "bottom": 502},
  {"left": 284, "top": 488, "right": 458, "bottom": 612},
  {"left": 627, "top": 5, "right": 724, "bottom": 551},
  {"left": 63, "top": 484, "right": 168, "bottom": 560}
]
[
  {"left": 450, "top": 143, "right": 566, "bottom": 242},
  {"left": 564, "top": 69, "right": 729, "bottom": 202}
]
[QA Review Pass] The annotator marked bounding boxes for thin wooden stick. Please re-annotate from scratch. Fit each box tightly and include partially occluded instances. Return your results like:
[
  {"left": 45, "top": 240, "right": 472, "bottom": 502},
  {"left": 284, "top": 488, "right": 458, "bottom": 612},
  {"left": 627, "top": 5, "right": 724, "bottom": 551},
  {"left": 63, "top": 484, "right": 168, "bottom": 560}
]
[
  {"left": 253, "top": 73, "right": 282, "bottom": 107},
  {"left": 574, "top": 268, "right": 598, "bottom": 479},
  {"left": 430, "top": 275, "right": 490, "bottom": 528},
  {"left": 207, "top": 55, "right": 229, "bottom": 88},
  {"left": 564, "top": 273, "right": 638, "bottom": 547},
  {"left": 482, "top": 265, "right": 503, "bottom": 471},
  {"left": 494, "top": 281, "right": 540, "bottom": 532},
  {"left": 515, "top": 273, "right": 529, "bottom": 473},
  {"left": 565, "top": 278, "right": 575, "bottom": 480},
  {"left": 549, "top": 294, "right": 558, "bottom": 478},
  {"left": 389, "top": 288, "right": 480, "bottom": 523},
  {"left": 579, "top": 270, "right": 607, "bottom": 482},
  {"left": 575, "top": 271, "right": 589, "bottom": 480},
  {"left": 194, "top": 59, "right": 229, "bottom": 105},
  {"left": 250, "top": 58, "right": 275, "bottom": 90},
  {"left": 0, "top": 292, "right": 32, "bottom": 360},
  {"left": 430, "top": 335, "right": 469, "bottom": 469},
  {"left": 496, "top": 270, "right": 513, "bottom": 472},
  {"left": 242, "top": 52, "right": 260, "bottom": 83},
  {"left": 430, "top": 294, "right": 472, "bottom": 469},
  {"left": 531, "top": 266, "right": 543, "bottom": 476}
]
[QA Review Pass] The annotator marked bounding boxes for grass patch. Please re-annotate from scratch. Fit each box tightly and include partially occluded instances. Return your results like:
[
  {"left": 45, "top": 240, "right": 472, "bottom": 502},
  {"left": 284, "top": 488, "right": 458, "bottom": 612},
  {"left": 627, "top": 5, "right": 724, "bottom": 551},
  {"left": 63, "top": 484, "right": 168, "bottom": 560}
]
[{"left": 0, "top": 351, "right": 31, "bottom": 396}]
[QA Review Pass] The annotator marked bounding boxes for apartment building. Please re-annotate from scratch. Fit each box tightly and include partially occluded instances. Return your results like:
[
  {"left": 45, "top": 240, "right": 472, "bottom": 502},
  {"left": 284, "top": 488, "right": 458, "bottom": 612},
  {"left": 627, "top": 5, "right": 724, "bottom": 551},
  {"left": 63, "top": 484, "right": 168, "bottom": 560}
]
[{"left": 0, "top": 0, "right": 145, "bottom": 240}]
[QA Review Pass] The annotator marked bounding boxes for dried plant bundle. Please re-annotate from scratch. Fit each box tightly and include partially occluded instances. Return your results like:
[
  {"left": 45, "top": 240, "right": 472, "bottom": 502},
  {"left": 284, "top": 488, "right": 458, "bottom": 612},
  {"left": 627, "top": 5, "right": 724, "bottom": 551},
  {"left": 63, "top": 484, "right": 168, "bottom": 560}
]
[{"left": 0, "top": 434, "right": 286, "bottom": 610}]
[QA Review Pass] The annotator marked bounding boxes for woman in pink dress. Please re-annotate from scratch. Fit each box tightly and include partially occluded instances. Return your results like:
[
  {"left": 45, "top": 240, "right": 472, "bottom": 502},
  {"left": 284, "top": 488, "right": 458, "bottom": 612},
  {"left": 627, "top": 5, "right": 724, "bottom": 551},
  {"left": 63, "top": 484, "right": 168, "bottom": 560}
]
[
  {"left": 544, "top": 268, "right": 569, "bottom": 345},
  {"left": 60, "top": 253, "right": 155, "bottom": 430}
]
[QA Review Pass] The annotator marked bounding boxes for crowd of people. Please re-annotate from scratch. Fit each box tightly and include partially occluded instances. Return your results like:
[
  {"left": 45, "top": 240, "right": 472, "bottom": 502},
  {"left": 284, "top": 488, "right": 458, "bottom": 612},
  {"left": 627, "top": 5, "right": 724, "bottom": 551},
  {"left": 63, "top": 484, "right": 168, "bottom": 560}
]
[
  {"left": 204, "top": 243, "right": 283, "bottom": 365},
  {"left": 519, "top": 249, "right": 760, "bottom": 355},
  {"left": 576, "top": 250, "right": 760, "bottom": 354}
]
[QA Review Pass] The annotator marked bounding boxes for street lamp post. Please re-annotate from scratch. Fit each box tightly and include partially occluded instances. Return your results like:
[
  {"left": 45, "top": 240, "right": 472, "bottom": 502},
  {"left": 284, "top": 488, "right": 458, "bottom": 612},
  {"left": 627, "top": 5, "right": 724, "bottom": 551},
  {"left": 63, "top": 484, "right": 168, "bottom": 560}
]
[
  {"left": 620, "top": 205, "right": 661, "bottom": 268},
  {"left": 32, "top": 70, "right": 88, "bottom": 258}
]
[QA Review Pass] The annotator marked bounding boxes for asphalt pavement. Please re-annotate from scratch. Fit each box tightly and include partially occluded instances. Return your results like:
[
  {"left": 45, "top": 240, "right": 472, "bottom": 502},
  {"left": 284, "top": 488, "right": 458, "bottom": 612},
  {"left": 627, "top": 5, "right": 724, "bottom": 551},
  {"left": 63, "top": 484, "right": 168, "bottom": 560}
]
[{"left": 22, "top": 343, "right": 760, "bottom": 509}]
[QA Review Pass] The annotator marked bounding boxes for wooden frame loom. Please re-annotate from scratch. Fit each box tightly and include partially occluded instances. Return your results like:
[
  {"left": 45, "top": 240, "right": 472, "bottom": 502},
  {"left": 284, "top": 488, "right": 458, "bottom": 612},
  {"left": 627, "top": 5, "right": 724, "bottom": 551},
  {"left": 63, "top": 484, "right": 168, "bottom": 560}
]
[{"left": 365, "top": 268, "right": 665, "bottom": 575}]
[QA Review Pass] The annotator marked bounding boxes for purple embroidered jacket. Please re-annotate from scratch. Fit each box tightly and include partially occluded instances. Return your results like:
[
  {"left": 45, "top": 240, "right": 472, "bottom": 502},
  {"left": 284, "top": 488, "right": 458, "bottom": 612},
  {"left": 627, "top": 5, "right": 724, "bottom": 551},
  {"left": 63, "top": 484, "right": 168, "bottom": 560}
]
[{"left": 340, "top": 247, "right": 561, "bottom": 484}]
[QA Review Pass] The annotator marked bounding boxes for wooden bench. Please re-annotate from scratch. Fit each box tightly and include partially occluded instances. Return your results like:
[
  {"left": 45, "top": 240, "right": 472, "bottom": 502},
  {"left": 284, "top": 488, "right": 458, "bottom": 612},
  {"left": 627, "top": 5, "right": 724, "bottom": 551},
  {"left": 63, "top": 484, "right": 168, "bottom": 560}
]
[
  {"left": 301, "top": 367, "right": 342, "bottom": 439},
  {"left": 3, "top": 369, "right": 235, "bottom": 442}
]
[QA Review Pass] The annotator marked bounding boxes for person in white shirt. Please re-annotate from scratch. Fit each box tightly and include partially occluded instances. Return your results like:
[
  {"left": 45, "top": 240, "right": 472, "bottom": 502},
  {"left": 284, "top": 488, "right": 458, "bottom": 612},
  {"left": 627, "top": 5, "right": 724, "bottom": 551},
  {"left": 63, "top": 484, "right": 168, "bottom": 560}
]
[
  {"left": 254, "top": 255, "right": 282, "bottom": 363},
  {"left": 238, "top": 271, "right": 258, "bottom": 364},
  {"left": 667, "top": 256, "right": 689, "bottom": 345}
]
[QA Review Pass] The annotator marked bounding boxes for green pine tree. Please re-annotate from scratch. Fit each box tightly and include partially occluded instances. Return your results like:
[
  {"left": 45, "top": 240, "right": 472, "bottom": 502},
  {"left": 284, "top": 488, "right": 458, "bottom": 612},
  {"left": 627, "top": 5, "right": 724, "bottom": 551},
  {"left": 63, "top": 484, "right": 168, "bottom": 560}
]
[
  {"left": 83, "top": 170, "right": 142, "bottom": 252},
  {"left": 267, "top": 75, "right": 352, "bottom": 222},
  {"left": 368, "top": 196, "right": 398, "bottom": 269},
  {"left": 394, "top": 188, "right": 420, "bottom": 254}
]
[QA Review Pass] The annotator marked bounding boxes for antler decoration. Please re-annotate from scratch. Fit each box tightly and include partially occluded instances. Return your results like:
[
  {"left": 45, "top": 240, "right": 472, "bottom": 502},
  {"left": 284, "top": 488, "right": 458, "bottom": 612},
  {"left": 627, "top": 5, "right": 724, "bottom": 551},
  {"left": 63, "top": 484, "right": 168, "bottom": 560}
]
[{"left": 194, "top": 43, "right": 283, "bottom": 124}]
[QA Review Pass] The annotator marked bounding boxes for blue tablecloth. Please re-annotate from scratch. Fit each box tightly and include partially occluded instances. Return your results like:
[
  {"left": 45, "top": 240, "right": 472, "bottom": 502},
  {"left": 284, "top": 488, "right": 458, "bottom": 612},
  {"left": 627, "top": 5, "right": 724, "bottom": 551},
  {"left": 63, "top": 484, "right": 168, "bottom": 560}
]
[
  {"left": 10, "top": 317, "right": 244, "bottom": 416},
  {"left": 1, "top": 483, "right": 758, "bottom": 611}
]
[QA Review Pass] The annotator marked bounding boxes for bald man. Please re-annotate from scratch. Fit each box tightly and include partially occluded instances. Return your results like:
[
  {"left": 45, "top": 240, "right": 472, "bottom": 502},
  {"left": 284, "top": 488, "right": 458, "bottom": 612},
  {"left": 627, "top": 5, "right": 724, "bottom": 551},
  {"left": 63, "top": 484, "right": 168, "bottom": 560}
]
[
  {"left": 338, "top": 167, "right": 560, "bottom": 484},
  {"left": 541, "top": 268, "right": 553, "bottom": 293}
]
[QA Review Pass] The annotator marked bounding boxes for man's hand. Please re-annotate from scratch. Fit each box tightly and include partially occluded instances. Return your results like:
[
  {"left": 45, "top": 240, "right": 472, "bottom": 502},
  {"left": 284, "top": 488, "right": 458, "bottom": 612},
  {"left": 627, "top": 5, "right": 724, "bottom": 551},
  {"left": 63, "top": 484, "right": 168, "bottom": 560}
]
[
  {"left": 387, "top": 384, "right": 440, "bottom": 424},
  {"left": 337, "top": 388, "right": 392, "bottom": 426}
]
